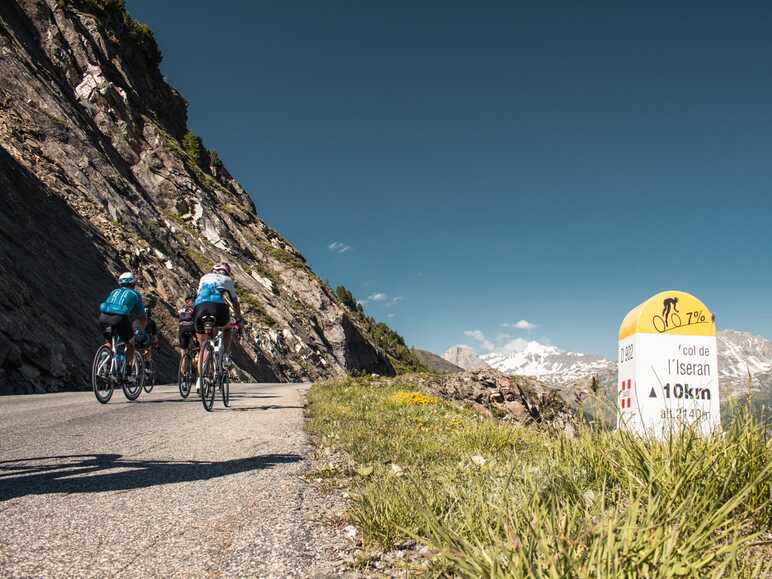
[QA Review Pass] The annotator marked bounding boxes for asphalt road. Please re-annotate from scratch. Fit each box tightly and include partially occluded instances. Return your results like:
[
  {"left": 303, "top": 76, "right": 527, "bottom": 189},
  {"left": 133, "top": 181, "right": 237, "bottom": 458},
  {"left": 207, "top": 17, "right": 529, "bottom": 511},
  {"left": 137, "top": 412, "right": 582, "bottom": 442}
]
[{"left": 0, "top": 383, "right": 340, "bottom": 578}]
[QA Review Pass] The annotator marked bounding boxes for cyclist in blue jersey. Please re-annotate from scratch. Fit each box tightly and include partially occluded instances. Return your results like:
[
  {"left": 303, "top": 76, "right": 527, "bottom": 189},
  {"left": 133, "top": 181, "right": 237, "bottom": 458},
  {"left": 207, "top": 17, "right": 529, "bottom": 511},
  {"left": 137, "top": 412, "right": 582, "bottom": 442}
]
[
  {"left": 98, "top": 272, "right": 147, "bottom": 375},
  {"left": 193, "top": 262, "right": 242, "bottom": 392}
]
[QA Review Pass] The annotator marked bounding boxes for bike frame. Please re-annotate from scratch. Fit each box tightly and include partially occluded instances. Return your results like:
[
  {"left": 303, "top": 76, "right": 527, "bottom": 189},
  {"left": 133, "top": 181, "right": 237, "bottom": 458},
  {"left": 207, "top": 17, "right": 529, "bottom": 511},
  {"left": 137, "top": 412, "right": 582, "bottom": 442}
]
[
  {"left": 204, "top": 321, "right": 239, "bottom": 382},
  {"left": 109, "top": 335, "right": 125, "bottom": 381}
]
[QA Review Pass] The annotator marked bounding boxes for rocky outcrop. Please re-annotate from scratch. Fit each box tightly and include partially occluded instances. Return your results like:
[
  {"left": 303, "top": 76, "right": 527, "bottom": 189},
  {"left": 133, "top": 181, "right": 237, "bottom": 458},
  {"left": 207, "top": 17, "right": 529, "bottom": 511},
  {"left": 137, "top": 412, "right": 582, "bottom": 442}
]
[
  {"left": 411, "top": 348, "right": 463, "bottom": 374},
  {"left": 414, "top": 369, "right": 578, "bottom": 435},
  {"left": 442, "top": 345, "right": 490, "bottom": 370},
  {"left": 0, "top": 0, "right": 394, "bottom": 392}
]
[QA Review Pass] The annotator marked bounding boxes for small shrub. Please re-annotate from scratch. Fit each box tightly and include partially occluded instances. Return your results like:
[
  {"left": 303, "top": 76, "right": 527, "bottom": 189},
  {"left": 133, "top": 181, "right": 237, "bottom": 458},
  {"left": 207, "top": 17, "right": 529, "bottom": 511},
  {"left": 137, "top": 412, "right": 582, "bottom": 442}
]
[
  {"left": 335, "top": 285, "right": 357, "bottom": 311},
  {"left": 181, "top": 131, "right": 205, "bottom": 167},
  {"left": 208, "top": 149, "right": 221, "bottom": 169}
]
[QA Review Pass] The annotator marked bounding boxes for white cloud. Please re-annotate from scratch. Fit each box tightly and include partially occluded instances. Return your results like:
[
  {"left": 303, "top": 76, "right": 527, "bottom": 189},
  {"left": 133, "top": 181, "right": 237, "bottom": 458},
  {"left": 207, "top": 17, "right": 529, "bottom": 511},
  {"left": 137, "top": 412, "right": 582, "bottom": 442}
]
[
  {"left": 463, "top": 330, "right": 495, "bottom": 352},
  {"left": 328, "top": 241, "right": 352, "bottom": 254},
  {"left": 365, "top": 293, "right": 404, "bottom": 307},
  {"left": 501, "top": 338, "right": 529, "bottom": 352},
  {"left": 387, "top": 313, "right": 396, "bottom": 319},
  {"left": 501, "top": 319, "right": 538, "bottom": 330},
  {"left": 459, "top": 328, "right": 551, "bottom": 355}
]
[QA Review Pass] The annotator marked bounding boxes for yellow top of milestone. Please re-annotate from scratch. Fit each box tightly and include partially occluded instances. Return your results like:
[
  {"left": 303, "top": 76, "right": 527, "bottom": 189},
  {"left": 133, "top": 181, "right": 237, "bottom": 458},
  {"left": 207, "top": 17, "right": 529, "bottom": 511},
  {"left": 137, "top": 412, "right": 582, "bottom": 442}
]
[{"left": 619, "top": 290, "right": 716, "bottom": 340}]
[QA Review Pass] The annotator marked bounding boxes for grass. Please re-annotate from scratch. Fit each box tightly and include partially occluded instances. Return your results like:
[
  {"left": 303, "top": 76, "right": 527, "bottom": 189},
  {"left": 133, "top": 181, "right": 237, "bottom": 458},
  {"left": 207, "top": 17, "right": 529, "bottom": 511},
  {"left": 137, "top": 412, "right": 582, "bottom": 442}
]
[
  {"left": 306, "top": 377, "right": 772, "bottom": 577},
  {"left": 236, "top": 288, "right": 276, "bottom": 327},
  {"left": 262, "top": 242, "right": 306, "bottom": 268},
  {"left": 142, "top": 116, "right": 229, "bottom": 194},
  {"left": 187, "top": 248, "right": 213, "bottom": 273}
]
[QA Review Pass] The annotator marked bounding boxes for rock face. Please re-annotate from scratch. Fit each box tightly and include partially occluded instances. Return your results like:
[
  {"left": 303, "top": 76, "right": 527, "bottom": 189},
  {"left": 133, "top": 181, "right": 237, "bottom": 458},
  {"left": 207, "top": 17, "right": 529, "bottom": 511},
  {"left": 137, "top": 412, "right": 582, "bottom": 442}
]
[
  {"left": 442, "top": 346, "right": 490, "bottom": 371},
  {"left": 416, "top": 369, "right": 577, "bottom": 435},
  {"left": 411, "top": 348, "right": 463, "bottom": 374},
  {"left": 0, "top": 0, "right": 394, "bottom": 393}
]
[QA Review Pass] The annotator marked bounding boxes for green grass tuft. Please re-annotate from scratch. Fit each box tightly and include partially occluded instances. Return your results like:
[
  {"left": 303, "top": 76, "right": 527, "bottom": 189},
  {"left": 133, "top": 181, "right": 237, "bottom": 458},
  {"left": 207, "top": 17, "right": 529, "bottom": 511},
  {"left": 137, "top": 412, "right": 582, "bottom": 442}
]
[
  {"left": 236, "top": 288, "right": 276, "bottom": 327},
  {"left": 307, "top": 377, "right": 772, "bottom": 577}
]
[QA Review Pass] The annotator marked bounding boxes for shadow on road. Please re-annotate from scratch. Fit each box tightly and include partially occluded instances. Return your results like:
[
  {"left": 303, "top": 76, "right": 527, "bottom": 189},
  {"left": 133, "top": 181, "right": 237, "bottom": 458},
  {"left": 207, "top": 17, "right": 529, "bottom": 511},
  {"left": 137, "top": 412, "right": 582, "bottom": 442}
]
[
  {"left": 131, "top": 393, "right": 280, "bottom": 404},
  {"left": 0, "top": 452, "right": 300, "bottom": 501},
  {"left": 220, "top": 405, "right": 305, "bottom": 412}
]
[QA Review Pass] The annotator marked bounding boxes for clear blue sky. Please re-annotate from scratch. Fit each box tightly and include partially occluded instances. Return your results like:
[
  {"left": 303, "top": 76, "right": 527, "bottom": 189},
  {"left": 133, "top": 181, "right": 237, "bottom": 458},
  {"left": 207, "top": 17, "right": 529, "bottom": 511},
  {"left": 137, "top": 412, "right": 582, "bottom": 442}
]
[{"left": 127, "top": 0, "right": 772, "bottom": 358}]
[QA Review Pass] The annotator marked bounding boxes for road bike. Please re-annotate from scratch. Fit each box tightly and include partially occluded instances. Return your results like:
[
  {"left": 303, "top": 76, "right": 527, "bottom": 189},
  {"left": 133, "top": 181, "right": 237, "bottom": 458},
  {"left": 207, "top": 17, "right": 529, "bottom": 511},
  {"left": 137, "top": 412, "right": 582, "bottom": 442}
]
[
  {"left": 178, "top": 336, "right": 198, "bottom": 399},
  {"left": 652, "top": 312, "right": 682, "bottom": 333},
  {"left": 138, "top": 345, "right": 157, "bottom": 393},
  {"left": 91, "top": 329, "right": 145, "bottom": 403},
  {"left": 199, "top": 318, "right": 239, "bottom": 412}
]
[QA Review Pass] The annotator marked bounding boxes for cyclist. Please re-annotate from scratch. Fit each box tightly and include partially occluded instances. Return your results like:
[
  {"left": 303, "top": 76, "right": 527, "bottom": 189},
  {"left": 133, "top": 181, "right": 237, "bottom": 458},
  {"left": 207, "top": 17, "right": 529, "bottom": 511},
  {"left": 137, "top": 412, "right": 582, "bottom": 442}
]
[
  {"left": 134, "top": 294, "right": 159, "bottom": 368},
  {"left": 193, "top": 262, "right": 242, "bottom": 392},
  {"left": 177, "top": 289, "right": 197, "bottom": 376},
  {"left": 98, "top": 272, "right": 146, "bottom": 377},
  {"left": 662, "top": 296, "right": 679, "bottom": 328}
]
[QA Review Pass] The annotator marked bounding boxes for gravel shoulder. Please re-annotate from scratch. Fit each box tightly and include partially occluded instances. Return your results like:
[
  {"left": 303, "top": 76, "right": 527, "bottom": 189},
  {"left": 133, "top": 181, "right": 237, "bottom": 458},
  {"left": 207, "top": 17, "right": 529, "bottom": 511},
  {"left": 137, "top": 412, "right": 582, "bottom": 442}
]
[{"left": 0, "top": 383, "right": 346, "bottom": 578}]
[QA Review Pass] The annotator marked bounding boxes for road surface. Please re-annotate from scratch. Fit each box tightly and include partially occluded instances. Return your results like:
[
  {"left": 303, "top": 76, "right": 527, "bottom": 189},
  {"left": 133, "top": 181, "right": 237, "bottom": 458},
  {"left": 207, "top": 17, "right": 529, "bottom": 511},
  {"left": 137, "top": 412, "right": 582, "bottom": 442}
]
[{"left": 0, "top": 383, "right": 341, "bottom": 578}]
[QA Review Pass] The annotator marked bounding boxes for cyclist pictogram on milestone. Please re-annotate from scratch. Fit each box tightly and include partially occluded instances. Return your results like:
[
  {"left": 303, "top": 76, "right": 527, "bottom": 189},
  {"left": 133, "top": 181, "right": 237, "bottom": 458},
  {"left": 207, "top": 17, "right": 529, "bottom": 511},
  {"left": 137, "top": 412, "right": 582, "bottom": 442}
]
[{"left": 652, "top": 296, "right": 681, "bottom": 332}]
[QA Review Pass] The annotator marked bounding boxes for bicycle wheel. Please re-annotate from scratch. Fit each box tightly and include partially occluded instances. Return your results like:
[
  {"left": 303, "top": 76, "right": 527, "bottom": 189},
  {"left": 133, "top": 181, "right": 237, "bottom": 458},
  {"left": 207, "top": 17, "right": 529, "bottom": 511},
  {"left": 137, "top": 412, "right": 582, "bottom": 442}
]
[
  {"left": 221, "top": 371, "right": 230, "bottom": 407},
  {"left": 91, "top": 345, "right": 114, "bottom": 404},
  {"left": 670, "top": 312, "right": 682, "bottom": 328},
  {"left": 143, "top": 354, "right": 154, "bottom": 393},
  {"left": 200, "top": 347, "right": 216, "bottom": 412},
  {"left": 122, "top": 351, "right": 144, "bottom": 401},
  {"left": 178, "top": 352, "right": 192, "bottom": 398},
  {"left": 652, "top": 315, "right": 666, "bottom": 333}
]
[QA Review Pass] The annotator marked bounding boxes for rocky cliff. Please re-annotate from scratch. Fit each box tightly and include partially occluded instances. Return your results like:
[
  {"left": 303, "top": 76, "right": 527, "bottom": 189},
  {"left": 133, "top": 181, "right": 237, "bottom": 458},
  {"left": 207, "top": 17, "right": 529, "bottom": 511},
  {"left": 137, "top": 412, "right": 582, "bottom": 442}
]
[
  {"left": 442, "top": 345, "right": 490, "bottom": 370},
  {"left": 0, "top": 0, "right": 397, "bottom": 393}
]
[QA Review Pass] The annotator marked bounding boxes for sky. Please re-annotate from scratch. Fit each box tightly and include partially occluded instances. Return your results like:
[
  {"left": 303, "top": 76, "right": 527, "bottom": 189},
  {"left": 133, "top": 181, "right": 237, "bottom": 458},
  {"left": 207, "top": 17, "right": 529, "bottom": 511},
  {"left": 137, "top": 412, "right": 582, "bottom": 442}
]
[{"left": 127, "top": 0, "right": 772, "bottom": 358}]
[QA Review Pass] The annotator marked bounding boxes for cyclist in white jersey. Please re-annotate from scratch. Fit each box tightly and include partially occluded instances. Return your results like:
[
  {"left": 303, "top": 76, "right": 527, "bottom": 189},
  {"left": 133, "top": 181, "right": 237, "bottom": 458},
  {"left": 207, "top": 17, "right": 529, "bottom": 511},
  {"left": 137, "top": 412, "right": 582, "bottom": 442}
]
[{"left": 193, "top": 262, "right": 242, "bottom": 391}]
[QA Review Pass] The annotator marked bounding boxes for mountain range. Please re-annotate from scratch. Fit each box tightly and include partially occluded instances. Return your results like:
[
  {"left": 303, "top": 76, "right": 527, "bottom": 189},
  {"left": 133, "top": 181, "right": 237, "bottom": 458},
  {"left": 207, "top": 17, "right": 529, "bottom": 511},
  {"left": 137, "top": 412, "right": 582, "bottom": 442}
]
[{"left": 443, "top": 329, "right": 772, "bottom": 397}]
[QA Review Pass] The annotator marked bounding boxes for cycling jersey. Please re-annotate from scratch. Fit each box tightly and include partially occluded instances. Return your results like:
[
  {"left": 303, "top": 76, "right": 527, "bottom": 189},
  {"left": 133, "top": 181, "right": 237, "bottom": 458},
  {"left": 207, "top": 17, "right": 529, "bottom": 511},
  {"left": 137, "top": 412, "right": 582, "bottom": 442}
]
[
  {"left": 100, "top": 287, "right": 145, "bottom": 318},
  {"left": 194, "top": 273, "right": 237, "bottom": 307}
]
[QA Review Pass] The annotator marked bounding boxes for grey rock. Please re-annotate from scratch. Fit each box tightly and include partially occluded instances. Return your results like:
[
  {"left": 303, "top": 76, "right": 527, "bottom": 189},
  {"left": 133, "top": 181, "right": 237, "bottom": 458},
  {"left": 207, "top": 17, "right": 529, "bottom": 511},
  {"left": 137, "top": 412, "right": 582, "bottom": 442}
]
[
  {"left": 442, "top": 345, "right": 490, "bottom": 370},
  {"left": 0, "top": 0, "right": 394, "bottom": 392},
  {"left": 420, "top": 368, "right": 578, "bottom": 433}
]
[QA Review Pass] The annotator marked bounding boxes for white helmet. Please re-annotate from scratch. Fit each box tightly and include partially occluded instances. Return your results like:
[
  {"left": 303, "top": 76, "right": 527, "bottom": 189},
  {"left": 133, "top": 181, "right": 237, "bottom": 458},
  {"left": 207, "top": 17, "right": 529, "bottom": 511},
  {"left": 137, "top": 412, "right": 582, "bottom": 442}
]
[
  {"left": 118, "top": 272, "right": 135, "bottom": 287},
  {"left": 212, "top": 262, "right": 231, "bottom": 276}
]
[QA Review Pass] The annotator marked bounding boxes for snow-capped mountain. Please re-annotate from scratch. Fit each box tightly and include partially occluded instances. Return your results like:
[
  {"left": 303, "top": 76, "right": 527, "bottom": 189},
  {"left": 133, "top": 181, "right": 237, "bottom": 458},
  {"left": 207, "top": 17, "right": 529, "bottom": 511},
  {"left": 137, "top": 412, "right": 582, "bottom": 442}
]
[
  {"left": 477, "top": 330, "right": 771, "bottom": 396},
  {"left": 715, "top": 330, "right": 772, "bottom": 396},
  {"left": 481, "top": 341, "right": 615, "bottom": 385},
  {"left": 716, "top": 330, "right": 772, "bottom": 379}
]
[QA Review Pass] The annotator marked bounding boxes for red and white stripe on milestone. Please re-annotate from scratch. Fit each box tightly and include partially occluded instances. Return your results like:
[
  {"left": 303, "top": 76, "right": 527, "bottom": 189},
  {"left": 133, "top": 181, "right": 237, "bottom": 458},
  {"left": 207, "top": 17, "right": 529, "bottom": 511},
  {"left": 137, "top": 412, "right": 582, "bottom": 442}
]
[{"left": 619, "top": 379, "right": 632, "bottom": 409}]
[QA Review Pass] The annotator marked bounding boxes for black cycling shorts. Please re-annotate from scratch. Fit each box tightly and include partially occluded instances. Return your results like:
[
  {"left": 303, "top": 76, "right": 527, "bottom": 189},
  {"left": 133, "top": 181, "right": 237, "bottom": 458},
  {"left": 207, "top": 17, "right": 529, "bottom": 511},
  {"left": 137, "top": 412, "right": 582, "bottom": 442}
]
[
  {"left": 178, "top": 329, "right": 194, "bottom": 350},
  {"left": 99, "top": 313, "right": 133, "bottom": 343},
  {"left": 193, "top": 302, "right": 230, "bottom": 333}
]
